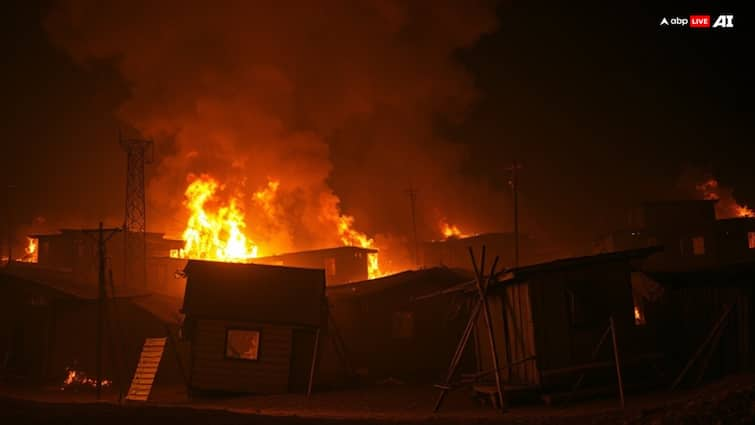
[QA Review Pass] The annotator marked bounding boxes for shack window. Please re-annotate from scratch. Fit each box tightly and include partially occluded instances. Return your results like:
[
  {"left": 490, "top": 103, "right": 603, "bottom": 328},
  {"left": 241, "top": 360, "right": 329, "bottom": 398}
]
[
  {"left": 692, "top": 236, "right": 705, "bottom": 255},
  {"left": 392, "top": 312, "right": 414, "bottom": 339},
  {"left": 324, "top": 257, "right": 337, "bottom": 278},
  {"left": 749, "top": 232, "right": 755, "bottom": 249},
  {"left": 225, "top": 329, "right": 260, "bottom": 360}
]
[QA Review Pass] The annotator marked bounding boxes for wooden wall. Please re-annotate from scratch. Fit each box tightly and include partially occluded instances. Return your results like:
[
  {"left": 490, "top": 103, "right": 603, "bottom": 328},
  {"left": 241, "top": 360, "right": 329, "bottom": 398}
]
[
  {"left": 476, "top": 283, "right": 538, "bottom": 385},
  {"left": 189, "top": 319, "right": 293, "bottom": 393}
]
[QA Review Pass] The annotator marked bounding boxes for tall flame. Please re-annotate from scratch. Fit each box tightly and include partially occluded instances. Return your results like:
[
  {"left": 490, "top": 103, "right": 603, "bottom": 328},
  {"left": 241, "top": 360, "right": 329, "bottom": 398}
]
[
  {"left": 336, "top": 214, "right": 381, "bottom": 279},
  {"left": 23, "top": 237, "right": 38, "bottom": 263},
  {"left": 696, "top": 178, "right": 755, "bottom": 218},
  {"left": 181, "top": 175, "right": 259, "bottom": 262}
]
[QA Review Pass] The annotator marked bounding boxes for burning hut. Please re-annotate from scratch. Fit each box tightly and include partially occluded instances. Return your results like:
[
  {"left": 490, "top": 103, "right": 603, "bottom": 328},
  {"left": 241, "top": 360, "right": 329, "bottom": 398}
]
[
  {"left": 252, "top": 246, "right": 377, "bottom": 286},
  {"left": 30, "top": 229, "right": 184, "bottom": 290},
  {"left": 0, "top": 263, "right": 184, "bottom": 389},
  {"left": 321, "top": 267, "right": 474, "bottom": 386},
  {"left": 181, "top": 260, "right": 326, "bottom": 394},
  {"left": 598, "top": 201, "right": 755, "bottom": 272}
]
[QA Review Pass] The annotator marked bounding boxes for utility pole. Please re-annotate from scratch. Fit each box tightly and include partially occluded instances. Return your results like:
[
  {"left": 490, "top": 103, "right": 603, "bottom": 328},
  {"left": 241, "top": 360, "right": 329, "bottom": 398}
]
[
  {"left": 84, "top": 223, "right": 121, "bottom": 400},
  {"left": 406, "top": 184, "right": 420, "bottom": 268},
  {"left": 120, "top": 132, "right": 153, "bottom": 289},
  {"left": 506, "top": 161, "right": 523, "bottom": 267},
  {"left": 5, "top": 185, "right": 16, "bottom": 266}
]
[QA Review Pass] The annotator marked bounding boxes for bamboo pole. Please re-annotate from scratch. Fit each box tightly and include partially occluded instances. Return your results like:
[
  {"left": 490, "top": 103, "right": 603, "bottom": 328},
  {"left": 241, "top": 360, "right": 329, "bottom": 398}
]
[
  {"left": 470, "top": 247, "right": 505, "bottom": 410},
  {"left": 433, "top": 299, "right": 482, "bottom": 412},
  {"left": 307, "top": 328, "right": 321, "bottom": 398},
  {"left": 609, "top": 316, "right": 625, "bottom": 409}
]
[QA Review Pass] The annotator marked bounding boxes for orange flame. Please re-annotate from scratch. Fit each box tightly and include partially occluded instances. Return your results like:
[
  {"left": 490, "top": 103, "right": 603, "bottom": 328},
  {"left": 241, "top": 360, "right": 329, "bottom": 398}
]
[
  {"left": 23, "top": 237, "right": 38, "bottom": 263},
  {"left": 181, "top": 175, "right": 259, "bottom": 262},
  {"left": 439, "top": 219, "right": 466, "bottom": 239},
  {"left": 253, "top": 178, "right": 280, "bottom": 218},
  {"left": 336, "top": 214, "right": 381, "bottom": 279},
  {"left": 696, "top": 178, "right": 755, "bottom": 218}
]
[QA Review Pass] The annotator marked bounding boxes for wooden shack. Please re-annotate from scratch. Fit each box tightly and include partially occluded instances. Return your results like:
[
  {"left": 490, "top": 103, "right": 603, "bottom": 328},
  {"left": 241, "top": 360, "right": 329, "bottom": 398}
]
[
  {"left": 645, "top": 262, "right": 755, "bottom": 385},
  {"left": 181, "top": 260, "right": 326, "bottom": 394},
  {"left": 322, "top": 267, "right": 474, "bottom": 385},
  {"left": 252, "top": 246, "right": 377, "bottom": 286},
  {"left": 471, "top": 247, "right": 662, "bottom": 396},
  {"left": 0, "top": 263, "right": 184, "bottom": 388}
]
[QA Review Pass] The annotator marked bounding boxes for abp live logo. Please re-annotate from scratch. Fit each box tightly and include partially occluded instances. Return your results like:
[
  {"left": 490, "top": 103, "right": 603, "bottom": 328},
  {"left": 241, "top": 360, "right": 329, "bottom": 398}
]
[
  {"left": 690, "top": 14, "right": 734, "bottom": 28},
  {"left": 689, "top": 15, "right": 710, "bottom": 28}
]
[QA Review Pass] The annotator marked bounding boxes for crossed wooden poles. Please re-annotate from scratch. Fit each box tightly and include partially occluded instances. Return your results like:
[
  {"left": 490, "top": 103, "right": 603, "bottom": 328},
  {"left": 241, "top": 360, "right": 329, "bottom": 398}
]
[{"left": 434, "top": 246, "right": 506, "bottom": 412}]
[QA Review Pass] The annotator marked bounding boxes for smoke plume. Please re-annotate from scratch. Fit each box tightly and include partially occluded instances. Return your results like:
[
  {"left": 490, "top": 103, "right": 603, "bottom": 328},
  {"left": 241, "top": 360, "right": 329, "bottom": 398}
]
[{"left": 45, "top": 1, "right": 499, "bottom": 269}]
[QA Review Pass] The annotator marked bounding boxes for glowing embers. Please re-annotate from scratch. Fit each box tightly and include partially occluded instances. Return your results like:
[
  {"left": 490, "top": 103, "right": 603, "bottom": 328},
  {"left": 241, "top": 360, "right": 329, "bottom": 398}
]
[
  {"left": 181, "top": 174, "right": 259, "bottom": 262},
  {"left": 61, "top": 368, "right": 112, "bottom": 391}
]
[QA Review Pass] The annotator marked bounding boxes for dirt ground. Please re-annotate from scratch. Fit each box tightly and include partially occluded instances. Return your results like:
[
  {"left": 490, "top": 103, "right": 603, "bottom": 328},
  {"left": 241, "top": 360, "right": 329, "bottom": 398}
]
[{"left": 2, "top": 374, "right": 755, "bottom": 424}]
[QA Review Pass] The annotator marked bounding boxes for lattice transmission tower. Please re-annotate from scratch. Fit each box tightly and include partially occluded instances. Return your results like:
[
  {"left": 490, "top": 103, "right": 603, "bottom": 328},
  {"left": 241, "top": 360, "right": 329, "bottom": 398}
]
[{"left": 120, "top": 132, "right": 153, "bottom": 288}]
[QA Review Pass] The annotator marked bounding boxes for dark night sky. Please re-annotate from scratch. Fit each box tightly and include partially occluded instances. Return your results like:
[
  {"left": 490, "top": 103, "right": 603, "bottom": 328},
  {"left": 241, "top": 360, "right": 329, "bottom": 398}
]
[{"left": 1, "top": 1, "right": 753, "bottom": 256}]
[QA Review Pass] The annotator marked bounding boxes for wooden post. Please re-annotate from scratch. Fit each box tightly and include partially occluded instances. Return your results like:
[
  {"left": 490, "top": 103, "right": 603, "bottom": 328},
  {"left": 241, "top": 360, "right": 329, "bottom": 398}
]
[
  {"left": 96, "top": 222, "right": 105, "bottom": 400},
  {"left": 470, "top": 247, "right": 505, "bottom": 411},
  {"left": 307, "top": 327, "right": 321, "bottom": 398},
  {"left": 165, "top": 325, "right": 190, "bottom": 395},
  {"left": 609, "top": 316, "right": 625, "bottom": 409},
  {"left": 567, "top": 322, "right": 612, "bottom": 403}
]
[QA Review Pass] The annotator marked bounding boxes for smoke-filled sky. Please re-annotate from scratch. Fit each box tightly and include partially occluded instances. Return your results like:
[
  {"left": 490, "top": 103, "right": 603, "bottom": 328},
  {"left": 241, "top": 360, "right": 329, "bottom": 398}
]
[{"left": 2, "top": 1, "right": 753, "bottom": 261}]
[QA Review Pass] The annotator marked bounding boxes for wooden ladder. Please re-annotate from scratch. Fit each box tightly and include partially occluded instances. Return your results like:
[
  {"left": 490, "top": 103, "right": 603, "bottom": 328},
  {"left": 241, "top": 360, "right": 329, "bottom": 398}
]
[{"left": 126, "top": 337, "right": 166, "bottom": 401}]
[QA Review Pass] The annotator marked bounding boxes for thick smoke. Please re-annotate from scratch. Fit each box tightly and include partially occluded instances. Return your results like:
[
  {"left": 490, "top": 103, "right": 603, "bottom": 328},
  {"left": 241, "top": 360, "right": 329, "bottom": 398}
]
[{"left": 45, "top": 1, "right": 499, "bottom": 269}]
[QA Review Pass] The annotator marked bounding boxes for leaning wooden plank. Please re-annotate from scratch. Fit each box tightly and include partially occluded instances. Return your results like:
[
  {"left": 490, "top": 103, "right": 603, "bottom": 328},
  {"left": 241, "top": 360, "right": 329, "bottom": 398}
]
[{"left": 126, "top": 337, "right": 167, "bottom": 402}]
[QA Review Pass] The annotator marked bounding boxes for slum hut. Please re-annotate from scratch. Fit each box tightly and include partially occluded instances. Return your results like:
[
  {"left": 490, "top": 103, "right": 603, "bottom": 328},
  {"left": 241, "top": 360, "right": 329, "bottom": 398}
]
[
  {"left": 0, "top": 262, "right": 184, "bottom": 389},
  {"left": 644, "top": 261, "right": 755, "bottom": 386},
  {"left": 252, "top": 246, "right": 377, "bottom": 286},
  {"left": 466, "top": 247, "right": 663, "bottom": 399},
  {"left": 421, "top": 232, "right": 553, "bottom": 271},
  {"left": 321, "top": 267, "right": 474, "bottom": 386},
  {"left": 181, "top": 260, "right": 326, "bottom": 394}
]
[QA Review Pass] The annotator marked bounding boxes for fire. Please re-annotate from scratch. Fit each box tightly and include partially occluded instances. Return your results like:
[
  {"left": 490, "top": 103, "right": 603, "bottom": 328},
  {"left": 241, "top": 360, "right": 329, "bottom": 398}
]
[
  {"left": 253, "top": 178, "right": 280, "bottom": 217},
  {"left": 61, "top": 368, "right": 111, "bottom": 390},
  {"left": 336, "top": 214, "right": 382, "bottom": 279},
  {"left": 696, "top": 178, "right": 755, "bottom": 218},
  {"left": 178, "top": 174, "right": 384, "bottom": 278},
  {"left": 735, "top": 205, "right": 755, "bottom": 218},
  {"left": 22, "top": 237, "right": 38, "bottom": 263},
  {"left": 439, "top": 219, "right": 466, "bottom": 239},
  {"left": 181, "top": 175, "right": 259, "bottom": 262}
]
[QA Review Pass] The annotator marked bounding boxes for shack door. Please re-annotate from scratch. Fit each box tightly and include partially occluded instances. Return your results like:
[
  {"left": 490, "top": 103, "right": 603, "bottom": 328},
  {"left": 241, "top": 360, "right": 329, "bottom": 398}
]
[{"left": 288, "top": 329, "right": 316, "bottom": 393}]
